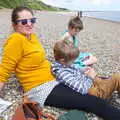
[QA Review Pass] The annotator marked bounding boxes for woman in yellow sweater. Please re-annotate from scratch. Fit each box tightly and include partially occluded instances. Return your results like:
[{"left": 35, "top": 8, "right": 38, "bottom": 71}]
[{"left": 0, "top": 6, "right": 120, "bottom": 120}]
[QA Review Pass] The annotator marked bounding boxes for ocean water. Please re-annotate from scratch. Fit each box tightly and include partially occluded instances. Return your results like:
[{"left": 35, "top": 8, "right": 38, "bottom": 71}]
[{"left": 83, "top": 11, "right": 120, "bottom": 22}]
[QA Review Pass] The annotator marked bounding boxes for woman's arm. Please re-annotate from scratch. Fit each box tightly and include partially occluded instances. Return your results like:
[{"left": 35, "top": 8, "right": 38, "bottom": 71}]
[{"left": 0, "top": 34, "right": 23, "bottom": 82}]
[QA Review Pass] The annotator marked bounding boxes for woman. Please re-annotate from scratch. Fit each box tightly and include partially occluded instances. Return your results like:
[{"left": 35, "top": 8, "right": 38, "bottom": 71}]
[{"left": 0, "top": 6, "right": 120, "bottom": 120}]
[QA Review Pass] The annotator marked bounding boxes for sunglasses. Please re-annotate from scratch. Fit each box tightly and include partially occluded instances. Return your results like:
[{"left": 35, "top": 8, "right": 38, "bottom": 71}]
[{"left": 16, "top": 18, "right": 36, "bottom": 25}]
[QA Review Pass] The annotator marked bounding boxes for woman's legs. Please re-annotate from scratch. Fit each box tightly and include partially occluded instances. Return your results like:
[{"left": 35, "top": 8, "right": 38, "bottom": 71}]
[{"left": 45, "top": 84, "right": 120, "bottom": 120}]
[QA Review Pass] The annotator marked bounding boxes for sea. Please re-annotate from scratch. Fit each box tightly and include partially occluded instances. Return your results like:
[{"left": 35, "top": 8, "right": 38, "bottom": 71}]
[{"left": 82, "top": 11, "right": 120, "bottom": 22}]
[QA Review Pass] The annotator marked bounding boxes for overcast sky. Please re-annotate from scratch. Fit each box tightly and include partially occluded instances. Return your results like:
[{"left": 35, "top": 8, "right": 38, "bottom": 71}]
[{"left": 41, "top": 0, "right": 120, "bottom": 11}]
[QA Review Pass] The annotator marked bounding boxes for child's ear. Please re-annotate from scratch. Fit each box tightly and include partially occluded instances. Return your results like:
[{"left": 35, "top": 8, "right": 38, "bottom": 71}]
[{"left": 59, "top": 58, "right": 65, "bottom": 64}]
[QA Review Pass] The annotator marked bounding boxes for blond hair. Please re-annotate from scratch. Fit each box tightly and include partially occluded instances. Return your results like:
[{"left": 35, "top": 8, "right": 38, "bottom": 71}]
[{"left": 54, "top": 38, "right": 79, "bottom": 63}]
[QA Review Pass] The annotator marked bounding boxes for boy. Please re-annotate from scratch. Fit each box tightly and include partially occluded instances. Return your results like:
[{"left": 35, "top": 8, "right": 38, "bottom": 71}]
[
  {"left": 61, "top": 16, "right": 97, "bottom": 71},
  {"left": 52, "top": 39, "right": 120, "bottom": 99}
]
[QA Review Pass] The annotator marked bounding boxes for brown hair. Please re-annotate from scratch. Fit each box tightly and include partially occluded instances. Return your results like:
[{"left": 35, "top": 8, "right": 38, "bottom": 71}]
[
  {"left": 54, "top": 39, "right": 79, "bottom": 64},
  {"left": 68, "top": 16, "right": 83, "bottom": 30},
  {"left": 11, "top": 6, "right": 34, "bottom": 24}
]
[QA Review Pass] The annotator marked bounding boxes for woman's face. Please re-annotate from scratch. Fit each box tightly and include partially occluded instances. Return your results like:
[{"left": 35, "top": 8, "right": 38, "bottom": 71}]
[{"left": 13, "top": 10, "right": 36, "bottom": 38}]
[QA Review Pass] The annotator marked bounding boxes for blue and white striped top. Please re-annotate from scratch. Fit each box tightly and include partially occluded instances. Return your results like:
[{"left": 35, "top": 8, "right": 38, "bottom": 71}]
[{"left": 52, "top": 62, "right": 93, "bottom": 94}]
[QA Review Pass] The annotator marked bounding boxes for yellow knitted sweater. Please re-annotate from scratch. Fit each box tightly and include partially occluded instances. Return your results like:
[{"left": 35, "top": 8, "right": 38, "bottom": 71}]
[{"left": 0, "top": 32, "right": 55, "bottom": 91}]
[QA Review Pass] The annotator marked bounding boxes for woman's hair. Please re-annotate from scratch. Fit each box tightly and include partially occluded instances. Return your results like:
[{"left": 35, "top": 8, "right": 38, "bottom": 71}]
[
  {"left": 68, "top": 16, "right": 83, "bottom": 30},
  {"left": 54, "top": 38, "right": 79, "bottom": 63},
  {"left": 11, "top": 6, "right": 34, "bottom": 24}
]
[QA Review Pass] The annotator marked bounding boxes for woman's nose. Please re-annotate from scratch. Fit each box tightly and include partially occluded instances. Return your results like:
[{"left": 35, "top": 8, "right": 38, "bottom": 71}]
[{"left": 27, "top": 21, "right": 32, "bottom": 26}]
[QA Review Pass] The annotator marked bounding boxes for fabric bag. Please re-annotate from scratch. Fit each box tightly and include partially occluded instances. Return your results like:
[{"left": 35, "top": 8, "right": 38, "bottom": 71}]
[
  {"left": 58, "top": 110, "right": 88, "bottom": 120},
  {"left": 12, "top": 97, "right": 56, "bottom": 120}
]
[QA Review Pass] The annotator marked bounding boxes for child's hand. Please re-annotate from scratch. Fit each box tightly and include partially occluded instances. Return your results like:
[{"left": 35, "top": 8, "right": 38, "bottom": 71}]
[
  {"left": 61, "top": 32, "right": 73, "bottom": 42},
  {"left": 84, "top": 67, "right": 97, "bottom": 79},
  {"left": 84, "top": 55, "right": 98, "bottom": 66}
]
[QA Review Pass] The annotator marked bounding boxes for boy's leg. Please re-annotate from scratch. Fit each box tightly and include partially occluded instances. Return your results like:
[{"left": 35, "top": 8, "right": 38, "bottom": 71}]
[
  {"left": 45, "top": 84, "right": 120, "bottom": 120},
  {"left": 111, "top": 73, "right": 120, "bottom": 92},
  {"left": 88, "top": 73, "right": 120, "bottom": 99}
]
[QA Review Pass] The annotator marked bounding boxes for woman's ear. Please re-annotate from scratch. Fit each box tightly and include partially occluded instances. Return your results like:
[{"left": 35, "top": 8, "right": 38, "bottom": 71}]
[
  {"left": 12, "top": 23, "right": 17, "bottom": 30},
  {"left": 12, "top": 23, "right": 15, "bottom": 27}
]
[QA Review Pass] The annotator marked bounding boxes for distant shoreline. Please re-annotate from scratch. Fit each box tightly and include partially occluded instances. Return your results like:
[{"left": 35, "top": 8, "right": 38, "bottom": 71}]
[
  {"left": 0, "top": 9, "right": 119, "bottom": 23},
  {"left": 86, "top": 16, "right": 120, "bottom": 24},
  {"left": 51, "top": 11, "right": 120, "bottom": 24},
  {"left": 83, "top": 11, "right": 120, "bottom": 23}
]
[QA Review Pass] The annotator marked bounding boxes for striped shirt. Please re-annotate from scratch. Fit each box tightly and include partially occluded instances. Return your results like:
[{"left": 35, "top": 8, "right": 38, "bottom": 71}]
[{"left": 52, "top": 62, "right": 93, "bottom": 94}]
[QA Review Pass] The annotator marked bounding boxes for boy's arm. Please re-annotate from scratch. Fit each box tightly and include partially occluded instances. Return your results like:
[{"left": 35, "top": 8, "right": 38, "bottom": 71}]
[{"left": 55, "top": 68, "right": 92, "bottom": 94}]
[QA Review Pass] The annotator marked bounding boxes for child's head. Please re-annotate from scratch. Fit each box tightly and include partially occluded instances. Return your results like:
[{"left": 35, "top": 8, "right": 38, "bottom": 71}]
[
  {"left": 54, "top": 38, "right": 79, "bottom": 65},
  {"left": 68, "top": 16, "right": 83, "bottom": 36}
]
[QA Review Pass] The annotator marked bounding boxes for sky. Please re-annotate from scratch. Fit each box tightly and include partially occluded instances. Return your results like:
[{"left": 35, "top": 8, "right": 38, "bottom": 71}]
[{"left": 41, "top": 0, "right": 120, "bottom": 11}]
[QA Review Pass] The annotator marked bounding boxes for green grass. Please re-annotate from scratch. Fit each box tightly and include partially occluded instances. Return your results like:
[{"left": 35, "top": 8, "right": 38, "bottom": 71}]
[
  {"left": 0, "top": 0, "right": 66, "bottom": 11},
  {"left": 28, "top": 1, "right": 58, "bottom": 11},
  {"left": 0, "top": 0, "right": 27, "bottom": 9}
]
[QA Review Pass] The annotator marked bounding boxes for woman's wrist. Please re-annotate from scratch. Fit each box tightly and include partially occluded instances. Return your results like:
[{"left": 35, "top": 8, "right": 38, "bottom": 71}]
[
  {"left": 0, "top": 91, "right": 4, "bottom": 98},
  {"left": 0, "top": 82, "right": 4, "bottom": 98}
]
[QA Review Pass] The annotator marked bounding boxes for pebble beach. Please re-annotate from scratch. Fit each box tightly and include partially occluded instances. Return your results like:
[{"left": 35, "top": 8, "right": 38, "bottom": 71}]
[{"left": 0, "top": 10, "right": 120, "bottom": 120}]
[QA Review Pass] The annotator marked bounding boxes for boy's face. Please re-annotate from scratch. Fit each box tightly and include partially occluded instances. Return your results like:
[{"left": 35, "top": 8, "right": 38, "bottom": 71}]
[{"left": 69, "top": 27, "right": 80, "bottom": 36}]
